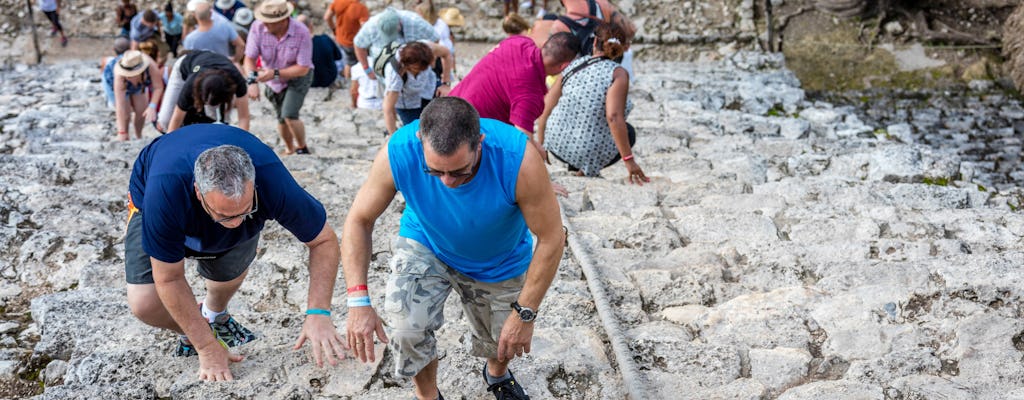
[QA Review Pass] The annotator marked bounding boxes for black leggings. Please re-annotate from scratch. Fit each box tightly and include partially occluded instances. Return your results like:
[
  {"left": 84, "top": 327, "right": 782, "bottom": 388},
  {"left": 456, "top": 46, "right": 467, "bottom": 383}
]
[
  {"left": 164, "top": 33, "right": 182, "bottom": 57},
  {"left": 551, "top": 122, "right": 637, "bottom": 172},
  {"left": 44, "top": 11, "right": 63, "bottom": 33}
]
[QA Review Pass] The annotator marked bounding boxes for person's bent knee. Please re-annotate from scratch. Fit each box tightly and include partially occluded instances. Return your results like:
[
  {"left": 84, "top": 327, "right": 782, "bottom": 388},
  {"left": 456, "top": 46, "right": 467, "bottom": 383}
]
[{"left": 126, "top": 284, "right": 167, "bottom": 325}]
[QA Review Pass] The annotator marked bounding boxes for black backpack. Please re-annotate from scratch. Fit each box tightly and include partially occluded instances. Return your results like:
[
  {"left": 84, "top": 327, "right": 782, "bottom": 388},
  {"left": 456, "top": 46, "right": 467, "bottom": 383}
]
[
  {"left": 372, "top": 41, "right": 404, "bottom": 82},
  {"left": 557, "top": 0, "right": 602, "bottom": 56}
]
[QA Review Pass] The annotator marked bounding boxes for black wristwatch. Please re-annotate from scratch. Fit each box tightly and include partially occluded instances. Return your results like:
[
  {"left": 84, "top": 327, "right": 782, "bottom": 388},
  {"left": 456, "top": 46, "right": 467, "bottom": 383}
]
[
  {"left": 273, "top": 69, "right": 280, "bottom": 79},
  {"left": 246, "top": 71, "right": 257, "bottom": 85},
  {"left": 511, "top": 301, "right": 537, "bottom": 322}
]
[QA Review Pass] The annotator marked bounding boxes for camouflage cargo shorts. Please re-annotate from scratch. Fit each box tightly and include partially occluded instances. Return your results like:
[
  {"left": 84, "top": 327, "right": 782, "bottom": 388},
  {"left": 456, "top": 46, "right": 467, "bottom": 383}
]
[{"left": 383, "top": 237, "right": 525, "bottom": 377}]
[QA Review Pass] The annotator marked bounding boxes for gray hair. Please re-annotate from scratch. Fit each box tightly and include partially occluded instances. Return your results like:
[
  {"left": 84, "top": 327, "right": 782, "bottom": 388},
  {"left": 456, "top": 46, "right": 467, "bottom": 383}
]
[
  {"left": 419, "top": 97, "right": 480, "bottom": 155},
  {"left": 193, "top": 145, "right": 255, "bottom": 198}
]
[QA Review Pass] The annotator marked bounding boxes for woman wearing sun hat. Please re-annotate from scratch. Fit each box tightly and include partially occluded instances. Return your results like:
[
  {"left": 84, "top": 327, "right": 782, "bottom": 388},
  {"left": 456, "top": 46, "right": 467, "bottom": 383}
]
[
  {"left": 243, "top": 0, "right": 315, "bottom": 155},
  {"left": 113, "top": 50, "right": 165, "bottom": 141}
]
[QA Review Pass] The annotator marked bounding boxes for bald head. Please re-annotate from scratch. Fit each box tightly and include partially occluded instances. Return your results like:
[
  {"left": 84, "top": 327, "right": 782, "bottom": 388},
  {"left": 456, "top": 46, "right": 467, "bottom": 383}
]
[{"left": 195, "top": 1, "right": 212, "bottom": 21}]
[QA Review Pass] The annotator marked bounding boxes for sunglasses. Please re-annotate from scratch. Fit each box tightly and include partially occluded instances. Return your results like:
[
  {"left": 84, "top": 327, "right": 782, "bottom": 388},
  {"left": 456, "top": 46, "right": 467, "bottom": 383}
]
[
  {"left": 422, "top": 147, "right": 479, "bottom": 179},
  {"left": 200, "top": 189, "right": 258, "bottom": 224}
]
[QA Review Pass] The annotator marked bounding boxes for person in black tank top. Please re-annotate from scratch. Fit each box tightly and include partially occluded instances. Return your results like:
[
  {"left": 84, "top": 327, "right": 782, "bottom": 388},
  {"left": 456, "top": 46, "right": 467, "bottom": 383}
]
[{"left": 163, "top": 51, "right": 251, "bottom": 132}]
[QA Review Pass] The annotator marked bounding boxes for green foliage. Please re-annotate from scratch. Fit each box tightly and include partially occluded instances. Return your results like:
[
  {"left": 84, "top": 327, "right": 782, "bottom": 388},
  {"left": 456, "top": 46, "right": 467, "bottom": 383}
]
[
  {"left": 765, "top": 103, "right": 786, "bottom": 117},
  {"left": 922, "top": 176, "right": 950, "bottom": 186}
]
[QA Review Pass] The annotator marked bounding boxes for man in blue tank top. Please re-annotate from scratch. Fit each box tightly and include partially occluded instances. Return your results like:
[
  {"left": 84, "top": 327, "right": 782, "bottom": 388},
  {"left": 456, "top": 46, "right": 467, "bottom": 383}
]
[
  {"left": 124, "top": 124, "right": 345, "bottom": 381},
  {"left": 341, "top": 97, "right": 565, "bottom": 400}
]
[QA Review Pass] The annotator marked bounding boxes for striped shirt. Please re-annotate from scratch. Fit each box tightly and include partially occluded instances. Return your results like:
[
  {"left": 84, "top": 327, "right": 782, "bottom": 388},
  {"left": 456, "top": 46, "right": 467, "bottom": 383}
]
[{"left": 244, "top": 19, "right": 314, "bottom": 93}]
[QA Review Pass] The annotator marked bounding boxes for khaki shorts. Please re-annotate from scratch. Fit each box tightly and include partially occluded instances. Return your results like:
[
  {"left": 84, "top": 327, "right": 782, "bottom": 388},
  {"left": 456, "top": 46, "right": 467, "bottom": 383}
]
[
  {"left": 265, "top": 70, "right": 313, "bottom": 123},
  {"left": 383, "top": 237, "right": 526, "bottom": 377}
]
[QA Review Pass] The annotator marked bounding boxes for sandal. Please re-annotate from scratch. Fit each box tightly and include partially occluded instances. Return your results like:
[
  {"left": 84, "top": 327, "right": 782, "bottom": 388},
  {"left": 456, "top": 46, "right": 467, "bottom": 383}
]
[{"left": 115, "top": 132, "right": 129, "bottom": 141}]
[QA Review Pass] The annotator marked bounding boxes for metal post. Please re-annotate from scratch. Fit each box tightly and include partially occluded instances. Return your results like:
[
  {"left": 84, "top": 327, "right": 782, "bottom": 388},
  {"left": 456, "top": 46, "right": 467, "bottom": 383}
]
[{"left": 26, "top": 0, "right": 42, "bottom": 64}]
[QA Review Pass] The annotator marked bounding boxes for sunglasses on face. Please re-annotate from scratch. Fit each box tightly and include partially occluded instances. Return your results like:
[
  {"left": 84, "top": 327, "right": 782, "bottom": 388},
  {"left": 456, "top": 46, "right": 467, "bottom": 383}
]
[
  {"left": 200, "top": 189, "right": 258, "bottom": 224},
  {"left": 422, "top": 147, "right": 479, "bottom": 179}
]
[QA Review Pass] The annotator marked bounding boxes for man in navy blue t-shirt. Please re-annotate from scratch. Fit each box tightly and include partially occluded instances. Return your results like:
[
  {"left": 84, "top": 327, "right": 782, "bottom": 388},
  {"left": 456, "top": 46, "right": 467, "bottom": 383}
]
[{"left": 125, "top": 124, "right": 344, "bottom": 381}]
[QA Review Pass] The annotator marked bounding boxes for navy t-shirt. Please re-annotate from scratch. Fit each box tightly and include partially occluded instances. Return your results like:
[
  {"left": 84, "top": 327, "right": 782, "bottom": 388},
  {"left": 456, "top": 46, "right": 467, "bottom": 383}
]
[
  {"left": 311, "top": 34, "right": 341, "bottom": 88},
  {"left": 128, "top": 124, "right": 327, "bottom": 263}
]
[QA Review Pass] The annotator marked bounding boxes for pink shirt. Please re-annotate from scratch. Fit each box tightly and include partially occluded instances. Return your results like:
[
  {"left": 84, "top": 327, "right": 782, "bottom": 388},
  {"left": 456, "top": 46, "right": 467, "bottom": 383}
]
[
  {"left": 449, "top": 35, "right": 547, "bottom": 133},
  {"left": 245, "top": 19, "right": 314, "bottom": 93}
]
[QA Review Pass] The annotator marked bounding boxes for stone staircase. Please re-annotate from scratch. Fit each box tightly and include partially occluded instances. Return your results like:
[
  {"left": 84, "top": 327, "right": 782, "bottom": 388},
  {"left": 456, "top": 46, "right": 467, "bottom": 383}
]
[{"left": 1, "top": 49, "right": 1023, "bottom": 399}]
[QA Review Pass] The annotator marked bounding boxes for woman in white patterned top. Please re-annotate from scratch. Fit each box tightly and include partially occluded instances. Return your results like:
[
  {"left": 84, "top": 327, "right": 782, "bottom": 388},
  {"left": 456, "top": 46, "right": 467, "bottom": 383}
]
[
  {"left": 537, "top": 22, "right": 649, "bottom": 184},
  {"left": 382, "top": 41, "right": 437, "bottom": 135}
]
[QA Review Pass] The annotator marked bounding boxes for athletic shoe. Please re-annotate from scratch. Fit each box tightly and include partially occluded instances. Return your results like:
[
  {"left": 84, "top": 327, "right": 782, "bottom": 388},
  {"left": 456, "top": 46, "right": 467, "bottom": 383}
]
[
  {"left": 173, "top": 333, "right": 228, "bottom": 357},
  {"left": 411, "top": 391, "right": 444, "bottom": 400},
  {"left": 174, "top": 337, "right": 198, "bottom": 357},
  {"left": 210, "top": 312, "right": 256, "bottom": 347},
  {"left": 295, "top": 147, "right": 310, "bottom": 155},
  {"left": 483, "top": 363, "right": 530, "bottom": 400},
  {"left": 60, "top": 37, "right": 67, "bottom": 47}
]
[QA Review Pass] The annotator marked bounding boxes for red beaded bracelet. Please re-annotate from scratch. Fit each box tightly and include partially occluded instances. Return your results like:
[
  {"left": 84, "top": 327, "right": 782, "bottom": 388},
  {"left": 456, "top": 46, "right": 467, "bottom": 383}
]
[
  {"left": 622, "top": 154, "right": 634, "bottom": 161},
  {"left": 347, "top": 284, "right": 368, "bottom": 293}
]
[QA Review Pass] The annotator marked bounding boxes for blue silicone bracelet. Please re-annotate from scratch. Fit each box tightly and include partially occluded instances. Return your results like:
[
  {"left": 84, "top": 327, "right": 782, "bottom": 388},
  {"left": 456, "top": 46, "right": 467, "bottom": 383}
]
[
  {"left": 347, "top": 296, "right": 372, "bottom": 308},
  {"left": 305, "top": 308, "right": 331, "bottom": 316}
]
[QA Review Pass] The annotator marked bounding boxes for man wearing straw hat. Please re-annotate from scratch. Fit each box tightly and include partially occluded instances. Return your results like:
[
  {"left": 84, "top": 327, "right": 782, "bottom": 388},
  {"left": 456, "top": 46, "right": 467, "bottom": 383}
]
[{"left": 243, "top": 0, "right": 316, "bottom": 155}]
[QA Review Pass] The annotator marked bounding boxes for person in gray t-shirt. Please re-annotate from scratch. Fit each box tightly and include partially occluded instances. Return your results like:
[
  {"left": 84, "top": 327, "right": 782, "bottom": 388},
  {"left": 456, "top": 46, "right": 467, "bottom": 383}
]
[{"left": 183, "top": 1, "right": 244, "bottom": 61}]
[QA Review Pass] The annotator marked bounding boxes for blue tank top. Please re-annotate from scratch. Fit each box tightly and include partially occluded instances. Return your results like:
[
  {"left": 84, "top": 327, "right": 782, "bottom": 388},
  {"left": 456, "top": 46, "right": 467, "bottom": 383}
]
[
  {"left": 389, "top": 118, "right": 532, "bottom": 282},
  {"left": 103, "top": 55, "right": 122, "bottom": 88}
]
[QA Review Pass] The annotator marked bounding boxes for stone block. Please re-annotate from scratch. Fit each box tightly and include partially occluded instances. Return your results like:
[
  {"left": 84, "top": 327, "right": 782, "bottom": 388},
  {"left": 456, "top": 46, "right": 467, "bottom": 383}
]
[{"left": 748, "top": 347, "right": 811, "bottom": 392}]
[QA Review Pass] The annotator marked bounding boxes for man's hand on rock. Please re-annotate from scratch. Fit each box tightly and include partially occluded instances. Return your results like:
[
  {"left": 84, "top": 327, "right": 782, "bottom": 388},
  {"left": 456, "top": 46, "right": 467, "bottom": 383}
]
[
  {"left": 345, "top": 306, "right": 389, "bottom": 363},
  {"left": 293, "top": 314, "right": 347, "bottom": 367},
  {"left": 197, "top": 342, "right": 244, "bottom": 381}
]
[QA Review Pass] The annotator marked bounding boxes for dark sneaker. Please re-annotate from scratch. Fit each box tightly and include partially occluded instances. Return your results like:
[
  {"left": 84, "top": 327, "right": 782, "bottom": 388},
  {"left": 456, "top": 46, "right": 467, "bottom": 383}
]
[
  {"left": 173, "top": 332, "right": 229, "bottom": 357},
  {"left": 210, "top": 313, "right": 256, "bottom": 347},
  {"left": 60, "top": 37, "right": 68, "bottom": 47},
  {"left": 411, "top": 390, "right": 444, "bottom": 400},
  {"left": 295, "top": 147, "right": 310, "bottom": 155},
  {"left": 173, "top": 337, "right": 198, "bottom": 357},
  {"left": 483, "top": 363, "right": 530, "bottom": 400}
]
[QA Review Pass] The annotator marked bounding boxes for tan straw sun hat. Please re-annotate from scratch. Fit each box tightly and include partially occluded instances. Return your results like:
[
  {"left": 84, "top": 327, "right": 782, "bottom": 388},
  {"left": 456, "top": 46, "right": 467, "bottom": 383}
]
[
  {"left": 114, "top": 51, "right": 150, "bottom": 78},
  {"left": 255, "top": 0, "right": 294, "bottom": 23},
  {"left": 439, "top": 7, "right": 465, "bottom": 27}
]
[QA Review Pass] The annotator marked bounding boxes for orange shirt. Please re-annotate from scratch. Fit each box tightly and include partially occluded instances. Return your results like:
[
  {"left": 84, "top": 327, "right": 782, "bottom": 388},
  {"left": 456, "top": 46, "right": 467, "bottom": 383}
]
[{"left": 330, "top": 0, "right": 369, "bottom": 47}]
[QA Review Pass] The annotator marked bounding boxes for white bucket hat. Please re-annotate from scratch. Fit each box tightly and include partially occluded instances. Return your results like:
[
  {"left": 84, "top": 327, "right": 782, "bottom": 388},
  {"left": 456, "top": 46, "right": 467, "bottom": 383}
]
[{"left": 233, "top": 7, "right": 254, "bottom": 26}]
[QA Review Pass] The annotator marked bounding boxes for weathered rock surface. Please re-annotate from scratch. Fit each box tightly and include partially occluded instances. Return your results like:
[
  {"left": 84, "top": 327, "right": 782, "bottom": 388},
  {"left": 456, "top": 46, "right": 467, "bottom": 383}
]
[{"left": 1, "top": 46, "right": 1024, "bottom": 399}]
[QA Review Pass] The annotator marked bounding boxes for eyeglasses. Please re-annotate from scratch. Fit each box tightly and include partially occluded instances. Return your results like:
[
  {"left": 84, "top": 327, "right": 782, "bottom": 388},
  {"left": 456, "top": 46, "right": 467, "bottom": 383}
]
[
  {"left": 200, "top": 189, "right": 258, "bottom": 224},
  {"left": 422, "top": 147, "right": 479, "bottom": 179}
]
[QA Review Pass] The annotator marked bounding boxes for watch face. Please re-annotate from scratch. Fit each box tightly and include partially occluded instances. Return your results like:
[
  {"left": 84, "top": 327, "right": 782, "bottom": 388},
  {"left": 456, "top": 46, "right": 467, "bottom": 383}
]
[{"left": 519, "top": 308, "right": 536, "bottom": 322}]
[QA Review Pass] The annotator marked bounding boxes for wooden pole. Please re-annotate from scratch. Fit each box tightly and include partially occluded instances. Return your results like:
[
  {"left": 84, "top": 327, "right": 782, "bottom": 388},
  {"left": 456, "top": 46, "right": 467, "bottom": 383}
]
[
  {"left": 26, "top": 0, "right": 42, "bottom": 64},
  {"left": 765, "top": 0, "right": 775, "bottom": 52}
]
